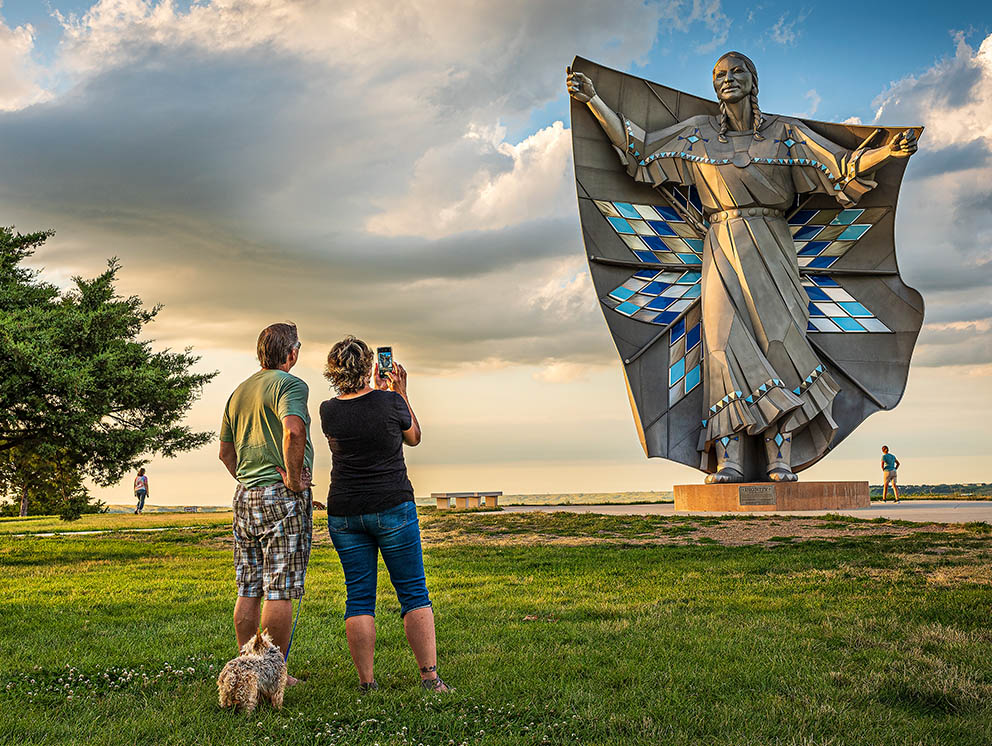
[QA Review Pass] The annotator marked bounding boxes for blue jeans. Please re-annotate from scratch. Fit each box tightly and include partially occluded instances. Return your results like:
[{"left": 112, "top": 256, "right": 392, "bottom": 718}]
[
  {"left": 328, "top": 501, "right": 432, "bottom": 619},
  {"left": 135, "top": 489, "right": 147, "bottom": 512}
]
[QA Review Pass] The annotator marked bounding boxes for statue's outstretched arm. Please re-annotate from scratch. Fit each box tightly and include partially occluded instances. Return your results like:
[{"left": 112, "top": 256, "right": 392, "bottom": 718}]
[
  {"left": 851, "top": 130, "right": 918, "bottom": 175},
  {"left": 567, "top": 67, "right": 626, "bottom": 150}
]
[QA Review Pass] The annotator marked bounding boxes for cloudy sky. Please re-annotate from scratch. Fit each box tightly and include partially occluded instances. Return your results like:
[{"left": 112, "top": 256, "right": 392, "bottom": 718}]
[{"left": 2, "top": 0, "right": 991, "bottom": 505}]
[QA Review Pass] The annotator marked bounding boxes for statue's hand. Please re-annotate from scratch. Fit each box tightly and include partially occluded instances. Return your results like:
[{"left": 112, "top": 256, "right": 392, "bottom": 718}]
[
  {"left": 566, "top": 67, "right": 595, "bottom": 103},
  {"left": 888, "top": 129, "right": 918, "bottom": 159}
]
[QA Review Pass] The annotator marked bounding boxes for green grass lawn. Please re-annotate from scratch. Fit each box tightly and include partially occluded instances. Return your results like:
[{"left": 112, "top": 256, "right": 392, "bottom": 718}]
[
  {"left": 0, "top": 511, "right": 235, "bottom": 535},
  {"left": 1, "top": 511, "right": 990, "bottom": 745}
]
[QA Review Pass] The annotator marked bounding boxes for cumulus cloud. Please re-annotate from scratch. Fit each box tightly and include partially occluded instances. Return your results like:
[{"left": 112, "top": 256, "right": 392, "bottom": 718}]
[
  {"left": 533, "top": 361, "right": 593, "bottom": 384},
  {"left": 767, "top": 10, "right": 809, "bottom": 47},
  {"left": 679, "top": 0, "right": 731, "bottom": 54},
  {"left": 54, "top": 0, "right": 665, "bottom": 116},
  {"left": 792, "top": 88, "right": 821, "bottom": 118},
  {"left": 873, "top": 32, "right": 992, "bottom": 369},
  {"left": 367, "top": 121, "right": 574, "bottom": 239},
  {"left": 4, "top": 2, "right": 991, "bottom": 381},
  {"left": 0, "top": 10, "right": 49, "bottom": 109},
  {"left": 2, "top": 0, "right": 681, "bottom": 375},
  {"left": 873, "top": 32, "right": 992, "bottom": 144}
]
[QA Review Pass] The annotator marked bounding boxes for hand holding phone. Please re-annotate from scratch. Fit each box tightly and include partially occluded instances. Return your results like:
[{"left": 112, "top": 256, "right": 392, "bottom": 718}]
[
  {"left": 376, "top": 346, "right": 393, "bottom": 374},
  {"left": 375, "top": 346, "right": 393, "bottom": 390}
]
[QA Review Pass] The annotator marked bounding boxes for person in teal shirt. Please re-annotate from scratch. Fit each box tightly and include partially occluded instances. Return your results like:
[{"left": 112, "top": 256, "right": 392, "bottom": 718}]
[
  {"left": 219, "top": 322, "right": 314, "bottom": 686},
  {"left": 880, "top": 445, "right": 900, "bottom": 502}
]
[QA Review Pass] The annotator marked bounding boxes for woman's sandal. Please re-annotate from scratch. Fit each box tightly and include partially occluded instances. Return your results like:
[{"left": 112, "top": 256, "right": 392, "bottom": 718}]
[
  {"left": 419, "top": 665, "right": 451, "bottom": 692},
  {"left": 420, "top": 676, "right": 450, "bottom": 692},
  {"left": 359, "top": 681, "right": 379, "bottom": 693}
]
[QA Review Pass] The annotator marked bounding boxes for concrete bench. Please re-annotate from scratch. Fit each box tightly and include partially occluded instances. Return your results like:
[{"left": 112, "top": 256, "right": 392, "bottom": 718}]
[{"left": 432, "top": 492, "right": 502, "bottom": 510}]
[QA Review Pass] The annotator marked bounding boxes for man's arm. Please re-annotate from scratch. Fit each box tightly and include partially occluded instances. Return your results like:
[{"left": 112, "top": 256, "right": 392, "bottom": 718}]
[
  {"left": 281, "top": 415, "right": 307, "bottom": 491},
  {"left": 895, "top": 458, "right": 900, "bottom": 469},
  {"left": 219, "top": 441, "right": 238, "bottom": 480}
]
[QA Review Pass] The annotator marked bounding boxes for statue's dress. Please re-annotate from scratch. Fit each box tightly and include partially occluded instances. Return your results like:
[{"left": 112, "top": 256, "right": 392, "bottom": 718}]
[{"left": 618, "top": 113, "right": 878, "bottom": 468}]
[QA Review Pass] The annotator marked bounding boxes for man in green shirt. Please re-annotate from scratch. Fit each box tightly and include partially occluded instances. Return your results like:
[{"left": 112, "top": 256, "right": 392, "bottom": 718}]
[
  {"left": 219, "top": 322, "right": 314, "bottom": 683},
  {"left": 880, "top": 445, "right": 900, "bottom": 503}
]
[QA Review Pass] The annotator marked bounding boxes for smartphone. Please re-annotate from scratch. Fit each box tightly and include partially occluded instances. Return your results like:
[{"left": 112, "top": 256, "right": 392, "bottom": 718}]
[{"left": 376, "top": 346, "right": 393, "bottom": 375}]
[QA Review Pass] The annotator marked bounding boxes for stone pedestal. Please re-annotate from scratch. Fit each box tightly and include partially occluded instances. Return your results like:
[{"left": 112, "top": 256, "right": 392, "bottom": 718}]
[{"left": 674, "top": 481, "right": 869, "bottom": 512}]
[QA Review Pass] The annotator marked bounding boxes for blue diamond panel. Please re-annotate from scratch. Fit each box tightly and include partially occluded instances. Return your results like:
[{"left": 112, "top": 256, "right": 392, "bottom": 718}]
[
  {"left": 603, "top": 267, "right": 702, "bottom": 325},
  {"left": 788, "top": 206, "right": 888, "bottom": 268},
  {"left": 613, "top": 202, "right": 641, "bottom": 219},
  {"left": 596, "top": 199, "right": 704, "bottom": 267},
  {"left": 669, "top": 186, "right": 704, "bottom": 218},
  {"left": 788, "top": 209, "right": 818, "bottom": 225},
  {"left": 596, "top": 198, "right": 705, "bottom": 327},
  {"left": 802, "top": 276, "right": 891, "bottom": 333},
  {"left": 668, "top": 304, "right": 703, "bottom": 406}
]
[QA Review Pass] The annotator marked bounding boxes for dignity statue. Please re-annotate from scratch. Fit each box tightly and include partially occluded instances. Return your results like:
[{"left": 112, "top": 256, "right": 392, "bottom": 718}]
[{"left": 567, "top": 53, "right": 923, "bottom": 483}]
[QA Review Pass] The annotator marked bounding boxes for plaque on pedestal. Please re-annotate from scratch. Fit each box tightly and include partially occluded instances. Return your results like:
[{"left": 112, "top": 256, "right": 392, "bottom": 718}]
[{"left": 674, "top": 481, "right": 869, "bottom": 512}]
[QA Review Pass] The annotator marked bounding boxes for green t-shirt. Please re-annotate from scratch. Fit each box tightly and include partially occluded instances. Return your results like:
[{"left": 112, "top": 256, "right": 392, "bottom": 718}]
[
  {"left": 882, "top": 453, "right": 897, "bottom": 471},
  {"left": 220, "top": 369, "right": 314, "bottom": 488}
]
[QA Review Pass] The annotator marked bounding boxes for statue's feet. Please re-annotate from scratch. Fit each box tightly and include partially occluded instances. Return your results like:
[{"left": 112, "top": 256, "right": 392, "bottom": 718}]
[
  {"left": 705, "top": 468, "right": 745, "bottom": 484},
  {"left": 767, "top": 468, "right": 798, "bottom": 482}
]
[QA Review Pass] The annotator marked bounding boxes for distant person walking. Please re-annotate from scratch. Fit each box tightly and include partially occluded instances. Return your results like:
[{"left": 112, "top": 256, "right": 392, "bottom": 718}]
[
  {"left": 133, "top": 468, "right": 148, "bottom": 514},
  {"left": 218, "top": 322, "right": 314, "bottom": 686},
  {"left": 880, "top": 445, "right": 900, "bottom": 502},
  {"left": 320, "top": 336, "right": 448, "bottom": 692}
]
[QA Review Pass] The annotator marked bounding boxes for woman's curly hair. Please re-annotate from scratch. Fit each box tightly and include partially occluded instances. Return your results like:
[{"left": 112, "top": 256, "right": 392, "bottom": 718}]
[{"left": 324, "top": 335, "right": 374, "bottom": 395}]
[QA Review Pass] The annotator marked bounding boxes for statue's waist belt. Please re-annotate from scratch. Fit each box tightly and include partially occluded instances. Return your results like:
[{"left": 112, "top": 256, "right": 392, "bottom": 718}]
[{"left": 708, "top": 207, "right": 785, "bottom": 223}]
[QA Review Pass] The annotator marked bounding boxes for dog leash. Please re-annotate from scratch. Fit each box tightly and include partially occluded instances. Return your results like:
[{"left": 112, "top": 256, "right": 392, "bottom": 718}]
[
  {"left": 284, "top": 592, "right": 303, "bottom": 662},
  {"left": 284, "top": 484, "right": 313, "bottom": 663}
]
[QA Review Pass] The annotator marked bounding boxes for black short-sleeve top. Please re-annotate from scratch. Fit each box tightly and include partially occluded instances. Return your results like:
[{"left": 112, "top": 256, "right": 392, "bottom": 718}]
[{"left": 319, "top": 390, "right": 414, "bottom": 516}]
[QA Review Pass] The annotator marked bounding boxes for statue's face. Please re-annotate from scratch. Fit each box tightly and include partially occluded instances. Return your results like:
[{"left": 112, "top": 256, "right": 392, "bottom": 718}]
[{"left": 713, "top": 56, "right": 754, "bottom": 103}]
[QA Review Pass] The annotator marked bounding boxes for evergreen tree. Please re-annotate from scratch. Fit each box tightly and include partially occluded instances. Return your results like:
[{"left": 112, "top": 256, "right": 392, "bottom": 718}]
[{"left": 0, "top": 227, "right": 216, "bottom": 519}]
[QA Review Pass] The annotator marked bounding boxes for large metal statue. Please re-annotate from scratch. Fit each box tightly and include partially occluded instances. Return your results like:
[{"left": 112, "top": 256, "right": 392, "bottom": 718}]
[{"left": 567, "top": 53, "right": 923, "bottom": 484}]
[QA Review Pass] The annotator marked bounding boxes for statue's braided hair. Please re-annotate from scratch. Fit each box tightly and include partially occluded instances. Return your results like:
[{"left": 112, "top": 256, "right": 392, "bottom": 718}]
[{"left": 715, "top": 51, "right": 764, "bottom": 144}]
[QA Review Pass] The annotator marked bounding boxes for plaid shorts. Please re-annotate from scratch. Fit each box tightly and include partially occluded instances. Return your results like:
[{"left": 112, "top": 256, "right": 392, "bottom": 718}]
[{"left": 233, "top": 482, "right": 313, "bottom": 600}]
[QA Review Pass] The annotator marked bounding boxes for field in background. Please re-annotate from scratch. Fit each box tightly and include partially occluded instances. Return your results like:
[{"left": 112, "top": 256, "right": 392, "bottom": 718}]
[
  {"left": 92, "top": 493, "right": 676, "bottom": 513},
  {"left": 83, "top": 484, "right": 992, "bottom": 515},
  {"left": 2, "top": 510, "right": 990, "bottom": 745},
  {"left": 466, "top": 491, "right": 673, "bottom": 505},
  {"left": 868, "top": 483, "right": 992, "bottom": 499}
]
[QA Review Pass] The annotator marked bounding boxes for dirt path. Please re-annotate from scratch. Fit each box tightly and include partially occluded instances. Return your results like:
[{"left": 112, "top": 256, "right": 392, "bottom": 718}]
[{"left": 502, "top": 500, "right": 992, "bottom": 524}]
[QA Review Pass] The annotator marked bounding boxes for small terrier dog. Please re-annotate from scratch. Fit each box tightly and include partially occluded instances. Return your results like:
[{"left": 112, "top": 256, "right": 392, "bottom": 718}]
[{"left": 217, "top": 628, "right": 288, "bottom": 714}]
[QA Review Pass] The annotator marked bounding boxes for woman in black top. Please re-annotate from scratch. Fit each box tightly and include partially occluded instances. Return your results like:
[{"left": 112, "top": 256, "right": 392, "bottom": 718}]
[{"left": 320, "top": 336, "right": 448, "bottom": 692}]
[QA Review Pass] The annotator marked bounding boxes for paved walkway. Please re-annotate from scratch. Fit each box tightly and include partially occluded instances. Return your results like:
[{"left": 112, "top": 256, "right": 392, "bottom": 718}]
[
  {"left": 503, "top": 500, "right": 992, "bottom": 524},
  {"left": 7, "top": 527, "right": 190, "bottom": 538}
]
